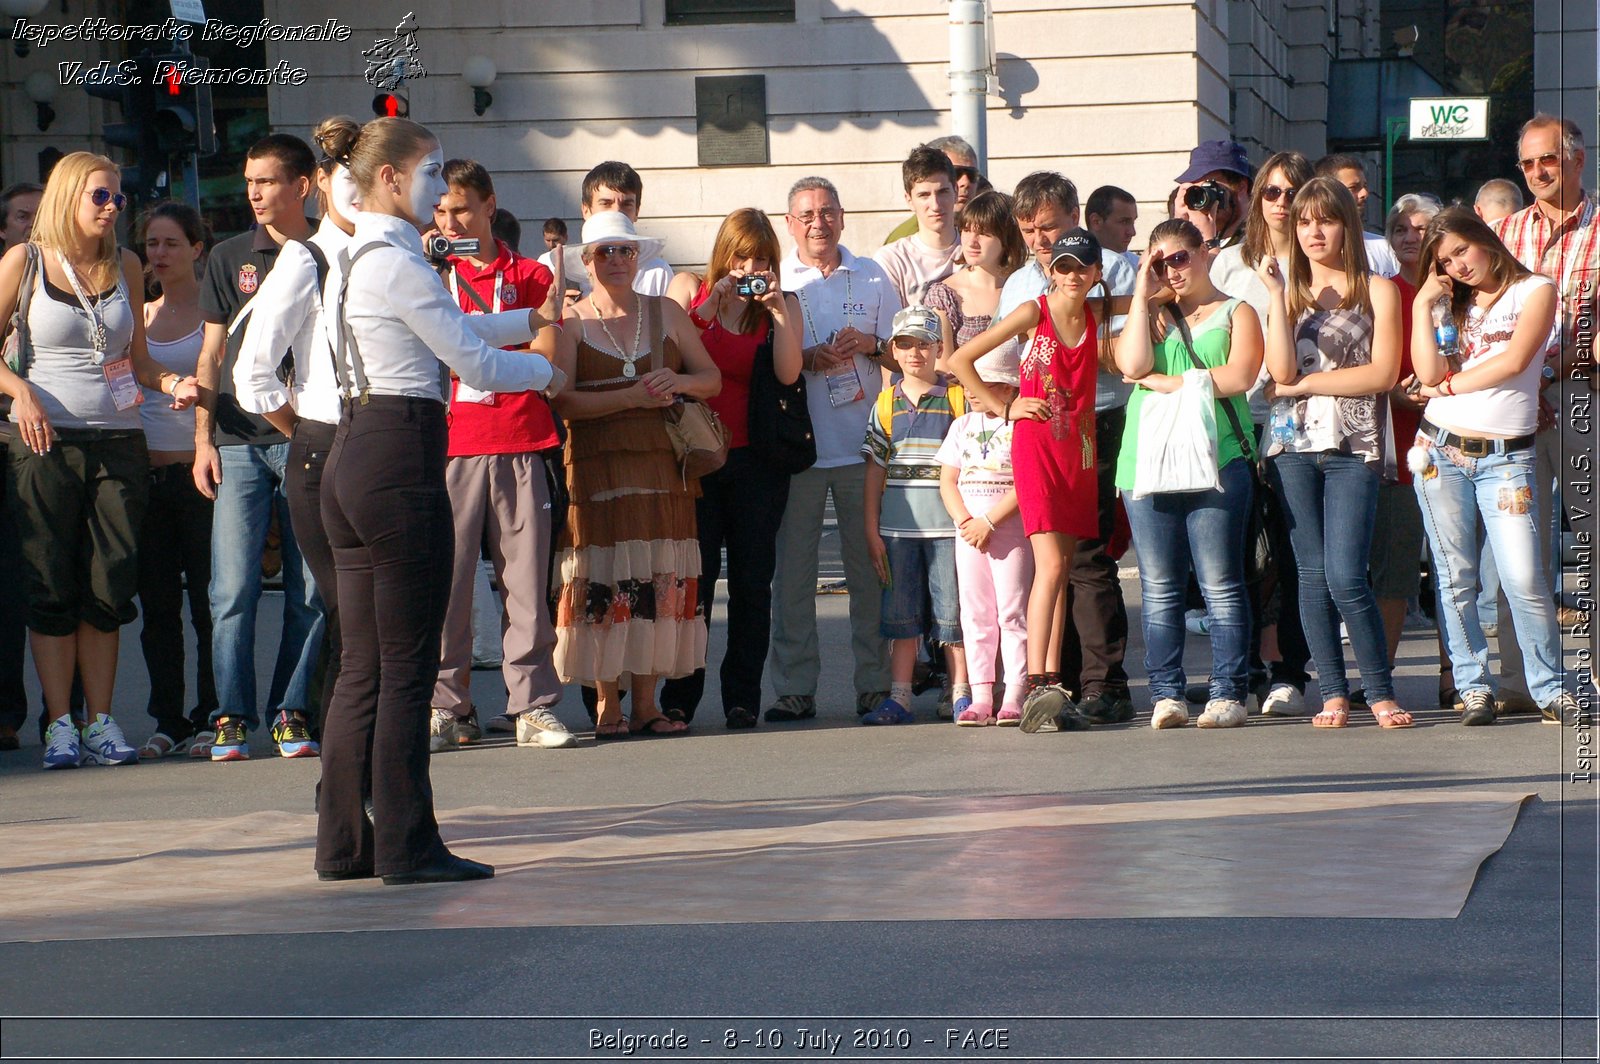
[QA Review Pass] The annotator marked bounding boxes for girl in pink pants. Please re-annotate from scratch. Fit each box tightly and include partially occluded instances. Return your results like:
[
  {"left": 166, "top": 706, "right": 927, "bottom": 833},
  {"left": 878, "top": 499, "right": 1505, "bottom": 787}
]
[{"left": 936, "top": 378, "right": 1033, "bottom": 725}]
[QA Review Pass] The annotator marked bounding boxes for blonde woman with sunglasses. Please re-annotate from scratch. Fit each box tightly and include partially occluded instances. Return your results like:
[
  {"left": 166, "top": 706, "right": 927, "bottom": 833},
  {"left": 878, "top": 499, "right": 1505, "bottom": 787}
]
[{"left": 0, "top": 152, "right": 199, "bottom": 769}]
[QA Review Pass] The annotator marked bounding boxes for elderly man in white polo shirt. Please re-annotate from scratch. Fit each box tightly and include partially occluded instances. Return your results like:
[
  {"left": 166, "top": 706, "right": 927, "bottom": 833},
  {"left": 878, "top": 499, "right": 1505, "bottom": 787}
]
[{"left": 764, "top": 176, "right": 901, "bottom": 723}]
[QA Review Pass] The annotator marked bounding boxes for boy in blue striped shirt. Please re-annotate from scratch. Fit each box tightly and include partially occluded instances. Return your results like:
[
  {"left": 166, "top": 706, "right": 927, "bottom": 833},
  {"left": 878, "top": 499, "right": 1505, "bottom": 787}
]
[{"left": 861, "top": 306, "right": 970, "bottom": 724}]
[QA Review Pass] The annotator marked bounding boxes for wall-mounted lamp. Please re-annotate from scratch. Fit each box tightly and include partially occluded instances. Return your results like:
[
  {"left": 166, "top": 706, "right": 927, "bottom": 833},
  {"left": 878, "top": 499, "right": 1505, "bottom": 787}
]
[
  {"left": 0, "top": 0, "right": 52, "bottom": 57},
  {"left": 25, "top": 69, "right": 57, "bottom": 132},
  {"left": 462, "top": 55, "right": 496, "bottom": 117}
]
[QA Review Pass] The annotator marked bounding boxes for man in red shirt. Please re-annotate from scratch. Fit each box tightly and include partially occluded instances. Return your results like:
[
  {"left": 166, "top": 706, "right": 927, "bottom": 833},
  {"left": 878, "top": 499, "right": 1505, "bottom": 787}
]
[{"left": 430, "top": 160, "right": 575, "bottom": 751}]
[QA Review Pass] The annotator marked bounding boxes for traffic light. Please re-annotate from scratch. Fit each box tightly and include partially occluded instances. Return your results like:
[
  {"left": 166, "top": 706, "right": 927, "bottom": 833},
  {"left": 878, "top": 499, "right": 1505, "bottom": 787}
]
[
  {"left": 372, "top": 85, "right": 409, "bottom": 118},
  {"left": 83, "top": 53, "right": 163, "bottom": 204},
  {"left": 151, "top": 54, "right": 217, "bottom": 157}
]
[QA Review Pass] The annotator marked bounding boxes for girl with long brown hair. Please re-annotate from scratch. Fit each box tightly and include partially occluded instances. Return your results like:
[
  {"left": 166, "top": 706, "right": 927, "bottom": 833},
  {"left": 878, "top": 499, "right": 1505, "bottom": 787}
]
[
  {"left": 1408, "top": 207, "right": 1572, "bottom": 727},
  {"left": 1256, "top": 176, "right": 1410, "bottom": 729}
]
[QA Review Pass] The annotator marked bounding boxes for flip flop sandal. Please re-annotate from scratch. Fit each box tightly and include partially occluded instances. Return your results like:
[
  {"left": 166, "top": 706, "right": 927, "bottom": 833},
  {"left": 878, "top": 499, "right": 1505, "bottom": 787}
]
[
  {"left": 630, "top": 715, "right": 689, "bottom": 737},
  {"left": 1372, "top": 707, "right": 1415, "bottom": 729},
  {"left": 594, "top": 720, "right": 630, "bottom": 741},
  {"left": 1312, "top": 706, "right": 1349, "bottom": 728}
]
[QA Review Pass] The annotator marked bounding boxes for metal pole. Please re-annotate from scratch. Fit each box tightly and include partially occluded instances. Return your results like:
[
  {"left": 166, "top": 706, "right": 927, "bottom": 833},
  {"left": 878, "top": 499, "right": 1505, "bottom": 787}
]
[
  {"left": 1384, "top": 115, "right": 1407, "bottom": 210},
  {"left": 948, "top": 0, "right": 989, "bottom": 171}
]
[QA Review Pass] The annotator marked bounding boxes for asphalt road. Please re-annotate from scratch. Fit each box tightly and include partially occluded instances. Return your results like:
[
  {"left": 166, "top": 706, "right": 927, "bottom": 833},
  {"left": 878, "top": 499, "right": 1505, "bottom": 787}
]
[{"left": 0, "top": 577, "right": 1595, "bottom": 1064}]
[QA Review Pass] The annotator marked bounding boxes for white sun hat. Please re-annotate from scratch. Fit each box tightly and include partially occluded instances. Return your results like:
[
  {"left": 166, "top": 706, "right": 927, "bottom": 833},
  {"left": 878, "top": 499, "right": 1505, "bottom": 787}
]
[{"left": 562, "top": 211, "right": 665, "bottom": 276}]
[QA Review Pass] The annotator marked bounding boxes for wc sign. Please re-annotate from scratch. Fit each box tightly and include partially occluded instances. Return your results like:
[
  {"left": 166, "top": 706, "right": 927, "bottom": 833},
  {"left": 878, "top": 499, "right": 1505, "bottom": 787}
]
[{"left": 1409, "top": 97, "right": 1491, "bottom": 141}]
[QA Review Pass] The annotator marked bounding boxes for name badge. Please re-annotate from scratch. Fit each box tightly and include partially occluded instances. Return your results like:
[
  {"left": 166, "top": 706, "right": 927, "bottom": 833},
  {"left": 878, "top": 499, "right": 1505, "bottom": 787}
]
[
  {"left": 454, "top": 382, "right": 497, "bottom": 406},
  {"left": 825, "top": 361, "right": 864, "bottom": 408},
  {"left": 103, "top": 358, "right": 144, "bottom": 411}
]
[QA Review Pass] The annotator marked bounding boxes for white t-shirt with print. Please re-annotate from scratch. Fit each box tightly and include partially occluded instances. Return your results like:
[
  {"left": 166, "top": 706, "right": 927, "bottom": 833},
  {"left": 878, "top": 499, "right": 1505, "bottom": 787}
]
[
  {"left": 1424, "top": 274, "right": 1557, "bottom": 438},
  {"left": 935, "top": 410, "right": 1015, "bottom": 510}
]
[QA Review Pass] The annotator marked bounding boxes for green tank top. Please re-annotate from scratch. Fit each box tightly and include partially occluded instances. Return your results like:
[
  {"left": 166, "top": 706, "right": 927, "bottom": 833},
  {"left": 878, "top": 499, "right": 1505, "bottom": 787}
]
[{"left": 1115, "top": 298, "right": 1253, "bottom": 492}]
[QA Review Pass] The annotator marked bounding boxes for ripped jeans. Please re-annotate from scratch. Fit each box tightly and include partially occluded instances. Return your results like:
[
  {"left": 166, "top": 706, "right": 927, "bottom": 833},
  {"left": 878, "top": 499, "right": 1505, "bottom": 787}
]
[{"left": 1414, "top": 439, "right": 1564, "bottom": 705}]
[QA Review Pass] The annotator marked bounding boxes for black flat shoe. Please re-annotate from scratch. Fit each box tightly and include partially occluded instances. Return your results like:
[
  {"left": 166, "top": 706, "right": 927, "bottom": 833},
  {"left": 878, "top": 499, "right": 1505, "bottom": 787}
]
[
  {"left": 317, "top": 868, "right": 376, "bottom": 881},
  {"left": 381, "top": 853, "right": 495, "bottom": 886}
]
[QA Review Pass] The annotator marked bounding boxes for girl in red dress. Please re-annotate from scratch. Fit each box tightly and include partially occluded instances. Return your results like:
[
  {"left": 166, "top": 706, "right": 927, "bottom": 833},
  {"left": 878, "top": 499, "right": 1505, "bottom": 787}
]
[{"left": 950, "top": 229, "right": 1110, "bottom": 733}]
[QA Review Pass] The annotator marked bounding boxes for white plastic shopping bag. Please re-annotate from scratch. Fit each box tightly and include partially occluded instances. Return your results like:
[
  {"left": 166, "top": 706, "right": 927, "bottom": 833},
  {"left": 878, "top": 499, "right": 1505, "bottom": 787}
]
[{"left": 1131, "top": 368, "right": 1220, "bottom": 499}]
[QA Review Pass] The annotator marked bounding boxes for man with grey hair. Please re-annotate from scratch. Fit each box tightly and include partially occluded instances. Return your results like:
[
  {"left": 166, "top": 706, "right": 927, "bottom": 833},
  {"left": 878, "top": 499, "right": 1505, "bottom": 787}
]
[
  {"left": 765, "top": 176, "right": 901, "bottom": 723},
  {"left": 1473, "top": 177, "right": 1523, "bottom": 223}
]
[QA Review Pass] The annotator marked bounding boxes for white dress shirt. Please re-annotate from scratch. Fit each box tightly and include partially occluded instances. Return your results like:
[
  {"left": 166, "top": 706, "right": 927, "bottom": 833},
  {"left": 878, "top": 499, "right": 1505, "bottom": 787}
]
[
  {"left": 995, "top": 250, "right": 1136, "bottom": 411},
  {"left": 233, "top": 217, "right": 350, "bottom": 426},
  {"left": 781, "top": 244, "right": 903, "bottom": 468},
  {"left": 338, "top": 212, "right": 551, "bottom": 402}
]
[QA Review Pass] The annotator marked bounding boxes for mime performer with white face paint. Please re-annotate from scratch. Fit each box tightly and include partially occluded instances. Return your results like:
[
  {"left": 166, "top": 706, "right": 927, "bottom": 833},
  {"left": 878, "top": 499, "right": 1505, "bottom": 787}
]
[
  {"left": 313, "top": 117, "right": 565, "bottom": 886},
  {"left": 234, "top": 116, "right": 367, "bottom": 740}
]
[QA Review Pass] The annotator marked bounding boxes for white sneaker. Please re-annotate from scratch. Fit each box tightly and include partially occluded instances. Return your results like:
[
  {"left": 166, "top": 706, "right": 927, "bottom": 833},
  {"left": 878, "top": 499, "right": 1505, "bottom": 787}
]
[
  {"left": 1197, "top": 699, "right": 1248, "bottom": 729},
  {"left": 81, "top": 714, "right": 139, "bottom": 765},
  {"left": 42, "top": 716, "right": 81, "bottom": 769},
  {"left": 1150, "top": 698, "right": 1190, "bottom": 729},
  {"left": 1184, "top": 610, "right": 1211, "bottom": 636},
  {"left": 1260, "top": 683, "right": 1311, "bottom": 717},
  {"left": 515, "top": 707, "right": 577, "bottom": 749}
]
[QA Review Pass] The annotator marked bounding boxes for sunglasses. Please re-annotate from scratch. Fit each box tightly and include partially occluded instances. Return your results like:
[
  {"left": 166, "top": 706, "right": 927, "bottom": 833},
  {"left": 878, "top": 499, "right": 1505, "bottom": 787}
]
[
  {"left": 1152, "top": 249, "right": 1193, "bottom": 274},
  {"left": 1518, "top": 152, "right": 1562, "bottom": 172},
  {"left": 1260, "top": 184, "right": 1297, "bottom": 204},
  {"left": 591, "top": 244, "right": 639, "bottom": 260},
  {"left": 86, "top": 187, "right": 129, "bottom": 211}
]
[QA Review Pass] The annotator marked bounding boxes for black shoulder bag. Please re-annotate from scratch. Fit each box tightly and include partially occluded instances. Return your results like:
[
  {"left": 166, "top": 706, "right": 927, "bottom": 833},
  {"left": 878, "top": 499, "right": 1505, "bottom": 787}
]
[
  {"left": 746, "top": 322, "right": 815, "bottom": 475},
  {"left": 1165, "top": 303, "right": 1274, "bottom": 588}
]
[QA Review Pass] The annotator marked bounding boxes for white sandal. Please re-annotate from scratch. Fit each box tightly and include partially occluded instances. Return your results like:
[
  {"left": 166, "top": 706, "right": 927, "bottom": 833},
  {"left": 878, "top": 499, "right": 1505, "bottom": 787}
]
[{"left": 138, "top": 731, "right": 192, "bottom": 759}]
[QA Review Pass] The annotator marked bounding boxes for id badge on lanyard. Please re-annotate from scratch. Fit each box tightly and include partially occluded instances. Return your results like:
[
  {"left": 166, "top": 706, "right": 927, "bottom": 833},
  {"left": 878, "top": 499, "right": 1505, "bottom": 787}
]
[
  {"left": 451, "top": 269, "right": 501, "bottom": 405},
  {"left": 104, "top": 358, "right": 143, "bottom": 411}
]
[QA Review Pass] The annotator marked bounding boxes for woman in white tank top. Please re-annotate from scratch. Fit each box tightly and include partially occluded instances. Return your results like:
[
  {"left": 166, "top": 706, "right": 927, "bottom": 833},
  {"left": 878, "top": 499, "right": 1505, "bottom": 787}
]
[
  {"left": 133, "top": 202, "right": 217, "bottom": 757},
  {"left": 1409, "top": 206, "right": 1572, "bottom": 727}
]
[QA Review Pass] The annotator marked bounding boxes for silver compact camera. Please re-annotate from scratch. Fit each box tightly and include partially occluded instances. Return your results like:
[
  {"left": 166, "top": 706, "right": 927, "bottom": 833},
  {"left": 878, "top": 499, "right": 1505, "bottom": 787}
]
[{"left": 736, "top": 275, "right": 770, "bottom": 297}]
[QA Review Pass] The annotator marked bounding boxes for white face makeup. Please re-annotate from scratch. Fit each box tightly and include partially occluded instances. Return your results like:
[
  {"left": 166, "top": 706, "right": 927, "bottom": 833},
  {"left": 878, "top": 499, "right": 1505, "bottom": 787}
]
[
  {"left": 332, "top": 165, "right": 361, "bottom": 218},
  {"left": 405, "top": 149, "right": 447, "bottom": 224}
]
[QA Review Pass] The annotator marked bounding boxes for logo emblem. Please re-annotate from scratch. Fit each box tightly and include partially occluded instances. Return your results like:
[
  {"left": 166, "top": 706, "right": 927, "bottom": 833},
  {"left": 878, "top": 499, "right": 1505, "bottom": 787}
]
[
  {"left": 237, "top": 264, "right": 258, "bottom": 294},
  {"left": 499, "top": 283, "right": 517, "bottom": 306}
]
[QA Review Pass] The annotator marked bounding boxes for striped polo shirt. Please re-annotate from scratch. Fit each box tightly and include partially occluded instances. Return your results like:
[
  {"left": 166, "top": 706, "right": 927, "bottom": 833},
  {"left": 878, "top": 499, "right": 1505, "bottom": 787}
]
[{"left": 862, "top": 374, "right": 964, "bottom": 539}]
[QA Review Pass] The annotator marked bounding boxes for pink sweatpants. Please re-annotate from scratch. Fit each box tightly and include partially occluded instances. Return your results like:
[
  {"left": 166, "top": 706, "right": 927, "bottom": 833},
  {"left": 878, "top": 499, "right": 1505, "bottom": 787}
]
[{"left": 955, "top": 517, "right": 1032, "bottom": 701}]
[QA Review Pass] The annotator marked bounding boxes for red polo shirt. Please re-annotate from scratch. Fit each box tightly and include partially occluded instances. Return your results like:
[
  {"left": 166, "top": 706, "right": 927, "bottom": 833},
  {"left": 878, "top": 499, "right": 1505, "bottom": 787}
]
[{"left": 445, "top": 240, "right": 559, "bottom": 456}]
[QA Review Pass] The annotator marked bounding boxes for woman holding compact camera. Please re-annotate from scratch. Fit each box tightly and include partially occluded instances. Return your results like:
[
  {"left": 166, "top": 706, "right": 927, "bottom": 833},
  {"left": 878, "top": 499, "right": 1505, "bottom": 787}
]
[{"left": 660, "top": 208, "right": 802, "bottom": 729}]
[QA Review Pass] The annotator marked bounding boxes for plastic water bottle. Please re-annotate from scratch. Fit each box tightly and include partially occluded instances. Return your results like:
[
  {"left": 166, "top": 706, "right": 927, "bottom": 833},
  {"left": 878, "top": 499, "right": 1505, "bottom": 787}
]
[
  {"left": 1432, "top": 299, "right": 1459, "bottom": 359},
  {"left": 1269, "top": 398, "right": 1297, "bottom": 447}
]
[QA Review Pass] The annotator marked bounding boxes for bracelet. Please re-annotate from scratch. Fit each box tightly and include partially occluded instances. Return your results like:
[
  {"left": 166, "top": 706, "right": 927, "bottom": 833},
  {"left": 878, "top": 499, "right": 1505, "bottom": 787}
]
[
  {"left": 980, "top": 515, "right": 996, "bottom": 532},
  {"left": 1442, "top": 371, "right": 1456, "bottom": 396},
  {"left": 958, "top": 517, "right": 973, "bottom": 527}
]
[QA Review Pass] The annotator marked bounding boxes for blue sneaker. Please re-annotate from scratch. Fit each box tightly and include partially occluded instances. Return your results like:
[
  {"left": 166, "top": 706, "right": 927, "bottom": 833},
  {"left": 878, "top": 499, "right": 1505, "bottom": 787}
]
[
  {"left": 41, "top": 716, "right": 80, "bottom": 770},
  {"left": 271, "top": 711, "right": 320, "bottom": 758},
  {"left": 211, "top": 716, "right": 250, "bottom": 762},
  {"left": 950, "top": 695, "right": 973, "bottom": 725},
  {"left": 861, "top": 698, "right": 914, "bottom": 725},
  {"left": 80, "top": 714, "right": 139, "bottom": 765}
]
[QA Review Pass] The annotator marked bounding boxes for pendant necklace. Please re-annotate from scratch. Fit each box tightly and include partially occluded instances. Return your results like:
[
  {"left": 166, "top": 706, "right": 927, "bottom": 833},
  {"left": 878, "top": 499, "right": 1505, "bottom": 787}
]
[{"left": 589, "top": 293, "right": 645, "bottom": 378}]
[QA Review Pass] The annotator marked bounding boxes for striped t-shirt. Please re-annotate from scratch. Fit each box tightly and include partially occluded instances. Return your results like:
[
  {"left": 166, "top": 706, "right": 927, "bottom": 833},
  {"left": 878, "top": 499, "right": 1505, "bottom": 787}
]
[{"left": 862, "top": 375, "right": 964, "bottom": 539}]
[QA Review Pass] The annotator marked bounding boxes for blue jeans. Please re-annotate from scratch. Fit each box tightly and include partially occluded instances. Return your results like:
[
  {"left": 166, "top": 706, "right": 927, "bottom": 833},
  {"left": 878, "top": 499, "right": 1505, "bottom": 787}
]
[
  {"left": 1267, "top": 451, "right": 1394, "bottom": 704},
  {"left": 879, "top": 535, "right": 961, "bottom": 645},
  {"left": 1125, "top": 458, "right": 1254, "bottom": 702},
  {"left": 210, "top": 443, "right": 325, "bottom": 727},
  {"left": 1414, "top": 442, "right": 1562, "bottom": 704}
]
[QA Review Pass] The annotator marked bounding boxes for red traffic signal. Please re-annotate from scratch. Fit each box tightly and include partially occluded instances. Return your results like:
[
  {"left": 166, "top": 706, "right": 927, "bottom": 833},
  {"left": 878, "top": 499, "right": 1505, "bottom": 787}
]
[{"left": 372, "top": 91, "right": 408, "bottom": 118}]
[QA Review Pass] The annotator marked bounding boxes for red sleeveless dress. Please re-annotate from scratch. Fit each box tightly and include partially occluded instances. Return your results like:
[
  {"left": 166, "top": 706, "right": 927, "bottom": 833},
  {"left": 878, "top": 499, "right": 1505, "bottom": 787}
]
[{"left": 1012, "top": 295, "right": 1098, "bottom": 538}]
